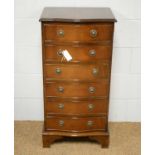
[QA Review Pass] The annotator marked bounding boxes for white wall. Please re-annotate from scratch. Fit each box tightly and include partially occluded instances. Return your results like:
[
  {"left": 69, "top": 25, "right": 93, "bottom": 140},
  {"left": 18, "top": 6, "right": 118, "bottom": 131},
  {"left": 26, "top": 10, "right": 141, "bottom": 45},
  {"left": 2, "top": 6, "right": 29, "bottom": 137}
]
[{"left": 14, "top": 0, "right": 141, "bottom": 121}]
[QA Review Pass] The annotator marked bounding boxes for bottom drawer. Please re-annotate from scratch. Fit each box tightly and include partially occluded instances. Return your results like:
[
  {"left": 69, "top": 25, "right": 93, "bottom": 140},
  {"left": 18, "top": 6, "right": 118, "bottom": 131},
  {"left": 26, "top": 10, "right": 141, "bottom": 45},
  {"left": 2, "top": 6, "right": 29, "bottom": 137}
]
[{"left": 45, "top": 116, "right": 107, "bottom": 132}]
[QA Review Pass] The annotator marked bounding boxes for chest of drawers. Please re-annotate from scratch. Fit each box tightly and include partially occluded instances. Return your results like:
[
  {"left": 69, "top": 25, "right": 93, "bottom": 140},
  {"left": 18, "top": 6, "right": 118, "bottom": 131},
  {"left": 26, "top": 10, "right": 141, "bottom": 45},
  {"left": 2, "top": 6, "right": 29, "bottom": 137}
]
[{"left": 39, "top": 7, "right": 116, "bottom": 148}]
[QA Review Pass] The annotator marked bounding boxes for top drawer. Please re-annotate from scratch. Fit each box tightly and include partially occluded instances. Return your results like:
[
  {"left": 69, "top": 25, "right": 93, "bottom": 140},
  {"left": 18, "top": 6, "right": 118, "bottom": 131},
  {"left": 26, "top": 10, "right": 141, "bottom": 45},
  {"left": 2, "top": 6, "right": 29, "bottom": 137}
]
[{"left": 43, "top": 23, "right": 114, "bottom": 42}]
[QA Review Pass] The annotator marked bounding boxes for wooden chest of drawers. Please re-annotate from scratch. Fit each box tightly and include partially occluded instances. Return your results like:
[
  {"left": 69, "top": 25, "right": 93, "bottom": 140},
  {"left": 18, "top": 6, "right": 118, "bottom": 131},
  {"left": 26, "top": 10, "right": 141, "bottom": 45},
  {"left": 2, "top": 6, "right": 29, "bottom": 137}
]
[{"left": 39, "top": 7, "right": 116, "bottom": 148}]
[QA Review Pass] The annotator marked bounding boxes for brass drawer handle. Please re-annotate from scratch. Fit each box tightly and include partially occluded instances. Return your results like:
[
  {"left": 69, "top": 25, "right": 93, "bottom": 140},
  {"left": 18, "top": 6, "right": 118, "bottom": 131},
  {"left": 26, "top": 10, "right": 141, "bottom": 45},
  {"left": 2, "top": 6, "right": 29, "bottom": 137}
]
[
  {"left": 92, "top": 68, "right": 98, "bottom": 75},
  {"left": 57, "top": 29, "right": 64, "bottom": 37},
  {"left": 59, "top": 120, "right": 64, "bottom": 126},
  {"left": 87, "top": 120, "right": 93, "bottom": 127},
  {"left": 57, "top": 49, "right": 63, "bottom": 56},
  {"left": 55, "top": 68, "right": 61, "bottom": 74},
  {"left": 89, "top": 87, "right": 95, "bottom": 93},
  {"left": 89, "top": 49, "right": 96, "bottom": 56},
  {"left": 58, "top": 86, "right": 64, "bottom": 93},
  {"left": 90, "top": 29, "right": 97, "bottom": 37},
  {"left": 58, "top": 103, "right": 64, "bottom": 109},
  {"left": 88, "top": 104, "right": 94, "bottom": 110}
]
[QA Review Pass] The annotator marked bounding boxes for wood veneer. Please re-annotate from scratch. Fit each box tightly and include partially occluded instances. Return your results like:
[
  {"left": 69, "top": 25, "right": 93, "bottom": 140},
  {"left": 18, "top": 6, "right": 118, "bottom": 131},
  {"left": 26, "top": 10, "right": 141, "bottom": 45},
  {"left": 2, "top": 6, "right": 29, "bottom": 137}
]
[{"left": 40, "top": 7, "right": 116, "bottom": 148}]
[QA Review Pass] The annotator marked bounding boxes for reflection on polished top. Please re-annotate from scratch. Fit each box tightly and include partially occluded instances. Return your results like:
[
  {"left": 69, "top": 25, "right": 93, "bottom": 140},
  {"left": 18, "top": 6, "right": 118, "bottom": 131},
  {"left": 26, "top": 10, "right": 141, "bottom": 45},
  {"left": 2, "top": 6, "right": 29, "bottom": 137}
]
[{"left": 39, "top": 7, "right": 117, "bottom": 22}]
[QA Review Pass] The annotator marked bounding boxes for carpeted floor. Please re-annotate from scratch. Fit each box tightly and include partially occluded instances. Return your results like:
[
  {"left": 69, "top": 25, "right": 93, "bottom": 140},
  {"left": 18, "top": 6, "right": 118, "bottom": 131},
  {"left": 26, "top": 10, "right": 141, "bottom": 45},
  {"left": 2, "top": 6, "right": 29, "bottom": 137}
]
[{"left": 14, "top": 121, "right": 141, "bottom": 155}]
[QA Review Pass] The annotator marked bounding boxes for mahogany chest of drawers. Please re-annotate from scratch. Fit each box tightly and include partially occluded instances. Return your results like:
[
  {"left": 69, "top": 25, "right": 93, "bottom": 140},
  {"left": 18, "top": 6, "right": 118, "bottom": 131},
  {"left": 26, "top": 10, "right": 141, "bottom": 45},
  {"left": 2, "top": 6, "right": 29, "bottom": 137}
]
[{"left": 39, "top": 7, "right": 116, "bottom": 148}]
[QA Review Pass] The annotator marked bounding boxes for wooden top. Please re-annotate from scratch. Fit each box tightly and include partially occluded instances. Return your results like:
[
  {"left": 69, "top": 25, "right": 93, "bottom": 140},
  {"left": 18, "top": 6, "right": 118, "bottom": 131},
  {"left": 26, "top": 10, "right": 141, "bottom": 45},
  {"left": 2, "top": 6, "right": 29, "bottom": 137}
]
[{"left": 39, "top": 7, "right": 117, "bottom": 23}]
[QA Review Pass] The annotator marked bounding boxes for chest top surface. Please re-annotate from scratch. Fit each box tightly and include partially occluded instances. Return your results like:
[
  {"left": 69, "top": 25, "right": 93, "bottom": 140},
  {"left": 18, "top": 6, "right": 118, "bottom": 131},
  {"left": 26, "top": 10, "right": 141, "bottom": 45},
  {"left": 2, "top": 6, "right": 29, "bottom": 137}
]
[{"left": 39, "top": 7, "right": 117, "bottom": 23}]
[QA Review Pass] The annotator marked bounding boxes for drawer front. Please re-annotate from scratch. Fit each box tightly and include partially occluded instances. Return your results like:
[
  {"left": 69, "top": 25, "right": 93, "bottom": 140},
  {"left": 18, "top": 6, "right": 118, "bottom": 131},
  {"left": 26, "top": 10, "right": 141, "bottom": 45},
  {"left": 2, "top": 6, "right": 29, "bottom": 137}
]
[
  {"left": 45, "top": 81, "right": 109, "bottom": 97},
  {"left": 45, "top": 99, "right": 108, "bottom": 115},
  {"left": 44, "top": 64, "right": 109, "bottom": 80},
  {"left": 45, "top": 116, "right": 106, "bottom": 131},
  {"left": 43, "top": 23, "right": 114, "bottom": 42},
  {"left": 44, "top": 45, "right": 112, "bottom": 62}
]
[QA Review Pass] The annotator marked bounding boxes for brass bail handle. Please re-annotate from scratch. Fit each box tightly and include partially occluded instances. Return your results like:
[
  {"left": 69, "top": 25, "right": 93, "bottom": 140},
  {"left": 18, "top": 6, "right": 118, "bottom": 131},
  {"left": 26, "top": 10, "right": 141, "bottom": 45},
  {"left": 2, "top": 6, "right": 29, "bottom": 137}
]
[
  {"left": 87, "top": 120, "right": 93, "bottom": 127},
  {"left": 92, "top": 68, "right": 98, "bottom": 75},
  {"left": 57, "top": 49, "right": 63, "bottom": 56},
  {"left": 90, "top": 29, "right": 97, "bottom": 37},
  {"left": 58, "top": 103, "right": 64, "bottom": 109},
  {"left": 59, "top": 120, "right": 64, "bottom": 126},
  {"left": 57, "top": 29, "right": 64, "bottom": 37},
  {"left": 89, "top": 49, "right": 96, "bottom": 56},
  {"left": 55, "top": 68, "right": 61, "bottom": 74},
  {"left": 58, "top": 86, "right": 64, "bottom": 93},
  {"left": 89, "top": 87, "right": 95, "bottom": 93},
  {"left": 88, "top": 104, "right": 94, "bottom": 110}
]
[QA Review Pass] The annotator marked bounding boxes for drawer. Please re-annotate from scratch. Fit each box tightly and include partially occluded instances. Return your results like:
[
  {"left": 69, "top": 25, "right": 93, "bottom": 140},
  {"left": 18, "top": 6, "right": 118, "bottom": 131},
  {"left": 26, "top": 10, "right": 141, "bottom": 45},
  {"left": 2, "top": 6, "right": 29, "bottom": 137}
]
[
  {"left": 45, "top": 81, "right": 109, "bottom": 97},
  {"left": 44, "top": 45, "right": 112, "bottom": 62},
  {"left": 45, "top": 116, "right": 106, "bottom": 131},
  {"left": 45, "top": 99, "right": 108, "bottom": 115},
  {"left": 44, "top": 63, "right": 109, "bottom": 80},
  {"left": 43, "top": 23, "right": 114, "bottom": 42}
]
